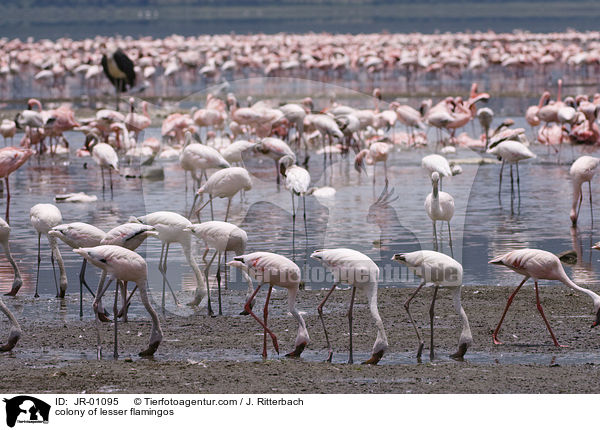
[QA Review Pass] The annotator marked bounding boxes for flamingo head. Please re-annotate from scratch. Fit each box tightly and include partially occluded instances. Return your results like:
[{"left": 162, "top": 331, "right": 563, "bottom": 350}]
[
  {"left": 278, "top": 154, "right": 295, "bottom": 177},
  {"left": 571, "top": 208, "right": 579, "bottom": 226}
]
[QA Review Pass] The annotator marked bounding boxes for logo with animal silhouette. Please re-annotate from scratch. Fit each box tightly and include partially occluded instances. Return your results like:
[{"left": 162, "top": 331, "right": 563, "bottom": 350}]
[{"left": 3, "top": 396, "right": 50, "bottom": 427}]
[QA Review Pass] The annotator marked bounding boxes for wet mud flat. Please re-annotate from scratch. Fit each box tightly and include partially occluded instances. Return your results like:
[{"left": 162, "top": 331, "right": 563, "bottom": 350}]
[{"left": 1, "top": 285, "right": 600, "bottom": 394}]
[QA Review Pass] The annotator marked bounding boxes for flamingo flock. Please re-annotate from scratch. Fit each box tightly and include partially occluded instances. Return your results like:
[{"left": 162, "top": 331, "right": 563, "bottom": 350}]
[
  {"left": 4, "top": 31, "right": 600, "bottom": 102},
  {"left": 0, "top": 39, "right": 600, "bottom": 369}
]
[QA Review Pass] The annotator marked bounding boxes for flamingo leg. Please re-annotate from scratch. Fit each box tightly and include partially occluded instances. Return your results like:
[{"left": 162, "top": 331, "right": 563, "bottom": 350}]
[
  {"left": 429, "top": 285, "right": 439, "bottom": 361},
  {"left": 347, "top": 285, "right": 356, "bottom": 364},
  {"left": 291, "top": 193, "right": 296, "bottom": 261},
  {"left": 109, "top": 168, "right": 113, "bottom": 197},
  {"left": 510, "top": 164, "right": 514, "bottom": 197},
  {"left": 317, "top": 283, "right": 337, "bottom": 362},
  {"left": 224, "top": 197, "right": 232, "bottom": 222},
  {"left": 589, "top": 181, "right": 594, "bottom": 227},
  {"left": 262, "top": 284, "right": 273, "bottom": 358},
  {"left": 303, "top": 195, "right": 308, "bottom": 246},
  {"left": 118, "top": 281, "right": 128, "bottom": 322},
  {"left": 498, "top": 160, "right": 504, "bottom": 199},
  {"left": 203, "top": 249, "right": 217, "bottom": 315},
  {"left": 93, "top": 277, "right": 113, "bottom": 359},
  {"left": 49, "top": 242, "right": 60, "bottom": 297},
  {"left": 243, "top": 283, "right": 279, "bottom": 356},
  {"left": 120, "top": 283, "right": 138, "bottom": 318},
  {"left": 516, "top": 161, "right": 521, "bottom": 199},
  {"left": 404, "top": 280, "right": 426, "bottom": 359},
  {"left": 492, "top": 276, "right": 529, "bottom": 344},
  {"left": 101, "top": 167, "right": 105, "bottom": 192},
  {"left": 188, "top": 193, "right": 199, "bottom": 219},
  {"left": 432, "top": 221, "right": 438, "bottom": 252},
  {"left": 113, "top": 280, "right": 119, "bottom": 359},
  {"left": 34, "top": 233, "right": 41, "bottom": 298},
  {"left": 216, "top": 251, "right": 222, "bottom": 316},
  {"left": 447, "top": 221, "right": 454, "bottom": 258},
  {"left": 194, "top": 197, "right": 214, "bottom": 223},
  {"left": 158, "top": 243, "right": 179, "bottom": 307},
  {"left": 534, "top": 281, "right": 567, "bottom": 348},
  {"left": 4, "top": 177, "right": 9, "bottom": 223}
]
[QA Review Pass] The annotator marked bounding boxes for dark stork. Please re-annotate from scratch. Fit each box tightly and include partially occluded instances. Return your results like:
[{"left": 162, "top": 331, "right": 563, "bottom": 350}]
[{"left": 101, "top": 45, "right": 136, "bottom": 111}]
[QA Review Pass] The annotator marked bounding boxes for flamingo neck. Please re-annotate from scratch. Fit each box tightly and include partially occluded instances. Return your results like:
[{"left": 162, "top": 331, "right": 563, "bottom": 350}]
[
  {"left": 287, "top": 287, "right": 309, "bottom": 347},
  {"left": 571, "top": 181, "right": 582, "bottom": 224},
  {"left": 560, "top": 269, "right": 600, "bottom": 306},
  {"left": 452, "top": 286, "right": 473, "bottom": 347}
]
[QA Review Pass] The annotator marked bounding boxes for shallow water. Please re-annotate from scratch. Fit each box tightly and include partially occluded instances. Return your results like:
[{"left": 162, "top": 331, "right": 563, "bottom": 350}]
[{"left": 2, "top": 110, "right": 600, "bottom": 325}]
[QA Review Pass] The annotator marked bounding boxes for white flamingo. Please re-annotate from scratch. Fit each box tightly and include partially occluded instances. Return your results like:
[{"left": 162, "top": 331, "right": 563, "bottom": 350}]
[
  {"left": 191, "top": 167, "right": 252, "bottom": 221},
  {"left": 489, "top": 248, "right": 600, "bottom": 346},
  {"left": 392, "top": 251, "right": 472, "bottom": 361},
  {"left": 279, "top": 155, "right": 310, "bottom": 254},
  {"left": 179, "top": 131, "right": 230, "bottom": 190},
  {"left": 487, "top": 140, "right": 536, "bottom": 197},
  {"left": 569, "top": 155, "right": 599, "bottom": 226},
  {"left": 74, "top": 245, "right": 163, "bottom": 359},
  {"left": 424, "top": 172, "right": 455, "bottom": 257},
  {"left": 30, "top": 204, "right": 67, "bottom": 298},
  {"left": 86, "top": 133, "right": 119, "bottom": 194},
  {"left": 0, "top": 218, "right": 22, "bottom": 296},
  {"left": 129, "top": 212, "right": 209, "bottom": 313},
  {"left": 421, "top": 154, "right": 452, "bottom": 189},
  {"left": 186, "top": 221, "right": 248, "bottom": 315},
  {"left": 48, "top": 222, "right": 106, "bottom": 318},
  {"left": 100, "top": 222, "right": 159, "bottom": 320},
  {"left": 227, "top": 252, "right": 309, "bottom": 358},
  {"left": 311, "top": 248, "right": 388, "bottom": 365}
]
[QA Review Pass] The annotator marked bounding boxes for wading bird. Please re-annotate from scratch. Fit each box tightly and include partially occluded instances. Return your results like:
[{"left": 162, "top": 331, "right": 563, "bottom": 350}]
[
  {"left": 191, "top": 167, "right": 252, "bottom": 222},
  {"left": 0, "top": 147, "right": 34, "bottom": 222},
  {"left": 425, "top": 172, "right": 455, "bottom": 257},
  {"left": 75, "top": 245, "right": 162, "bottom": 359},
  {"left": 569, "top": 156, "right": 599, "bottom": 226},
  {"left": 101, "top": 44, "right": 136, "bottom": 111},
  {"left": 30, "top": 204, "right": 68, "bottom": 298},
  {"left": 129, "top": 212, "right": 209, "bottom": 313},
  {"left": 487, "top": 140, "right": 535, "bottom": 198},
  {"left": 227, "top": 252, "right": 309, "bottom": 358},
  {"left": 489, "top": 248, "right": 600, "bottom": 346},
  {"left": 311, "top": 248, "right": 388, "bottom": 364},
  {"left": 392, "top": 251, "right": 472, "bottom": 361},
  {"left": 0, "top": 217, "right": 22, "bottom": 296},
  {"left": 187, "top": 221, "right": 247, "bottom": 315},
  {"left": 279, "top": 155, "right": 310, "bottom": 255},
  {"left": 48, "top": 222, "right": 106, "bottom": 317}
]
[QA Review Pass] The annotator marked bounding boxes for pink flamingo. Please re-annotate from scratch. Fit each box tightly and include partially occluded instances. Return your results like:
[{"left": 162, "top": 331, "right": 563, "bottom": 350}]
[
  {"left": 125, "top": 97, "right": 151, "bottom": 140},
  {"left": 0, "top": 147, "right": 34, "bottom": 222},
  {"left": 489, "top": 248, "right": 600, "bottom": 347}
]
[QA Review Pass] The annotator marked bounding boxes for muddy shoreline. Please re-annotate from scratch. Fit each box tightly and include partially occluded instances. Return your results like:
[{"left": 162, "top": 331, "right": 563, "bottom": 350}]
[{"left": 1, "top": 285, "right": 600, "bottom": 394}]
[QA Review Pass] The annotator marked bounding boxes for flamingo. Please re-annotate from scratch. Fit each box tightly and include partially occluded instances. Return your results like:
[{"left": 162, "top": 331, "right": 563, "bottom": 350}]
[
  {"left": 392, "top": 251, "right": 472, "bottom": 361},
  {"left": 227, "top": 252, "right": 309, "bottom": 359},
  {"left": 85, "top": 133, "right": 119, "bottom": 194},
  {"left": 125, "top": 97, "right": 151, "bottom": 140},
  {"left": 129, "top": 212, "right": 209, "bottom": 313},
  {"left": 489, "top": 248, "right": 600, "bottom": 346},
  {"left": 48, "top": 222, "right": 106, "bottom": 318},
  {"left": 487, "top": 140, "right": 536, "bottom": 198},
  {"left": 0, "top": 217, "right": 22, "bottom": 297},
  {"left": 100, "top": 223, "right": 159, "bottom": 321},
  {"left": 354, "top": 141, "right": 391, "bottom": 185},
  {"left": 30, "top": 204, "right": 68, "bottom": 298},
  {"left": 569, "top": 156, "right": 599, "bottom": 227},
  {"left": 220, "top": 139, "right": 254, "bottom": 167},
  {"left": 187, "top": 221, "right": 247, "bottom": 315},
  {"left": 421, "top": 154, "right": 452, "bottom": 189},
  {"left": 425, "top": 172, "right": 455, "bottom": 257},
  {"left": 477, "top": 107, "right": 494, "bottom": 149},
  {"left": 0, "top": 147, "right": 34, "bottom": 222},
  {"left": 0, "top": 119, "right": 16, "bottom": 145},
  {"left": 179, "top": 131, "right": 230, "bottom": 191},
  {"left": 279, "top": 155, "right": 310, "bottom": 255},
  {"left": 74, "top": 245, "right": 162, "bottom": 359},
  {"left": 191, "top": 167, "right": 252, "bottom": 222},
  {"left": 310, "top": 248, "right": 388, "bottom": 365},
  {"left": 0, "top": 298, "right": 20, "bottom": 352},
  {"left": 253, "top": 137, "right": 295, "bottom": 185}
]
